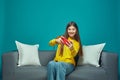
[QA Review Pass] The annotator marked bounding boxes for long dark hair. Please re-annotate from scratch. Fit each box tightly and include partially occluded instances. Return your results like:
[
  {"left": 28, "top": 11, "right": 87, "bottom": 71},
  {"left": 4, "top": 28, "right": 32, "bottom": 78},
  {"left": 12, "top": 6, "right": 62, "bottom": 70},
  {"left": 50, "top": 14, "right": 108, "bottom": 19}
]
[{"left": 60, "top": 21, "right": 83, "bottom": 56}]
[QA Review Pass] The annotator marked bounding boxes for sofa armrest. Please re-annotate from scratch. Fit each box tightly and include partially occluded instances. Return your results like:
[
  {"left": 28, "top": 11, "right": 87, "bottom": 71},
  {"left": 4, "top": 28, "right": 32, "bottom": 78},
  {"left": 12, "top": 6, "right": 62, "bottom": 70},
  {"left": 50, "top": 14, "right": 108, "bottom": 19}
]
[
  {"left": 101, "top": 51, "right": 118, "bottom": 80},
  {"left": 2, "top": 51, "right": 18, "bottom": 80}
]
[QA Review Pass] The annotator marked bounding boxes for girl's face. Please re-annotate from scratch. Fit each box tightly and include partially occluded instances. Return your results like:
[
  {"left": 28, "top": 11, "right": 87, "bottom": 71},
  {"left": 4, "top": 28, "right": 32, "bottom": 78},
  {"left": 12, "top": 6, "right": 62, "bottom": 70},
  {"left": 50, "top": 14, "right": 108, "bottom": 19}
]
[{"left": 67, "top": 25, "right": 77, "bottom": 38}]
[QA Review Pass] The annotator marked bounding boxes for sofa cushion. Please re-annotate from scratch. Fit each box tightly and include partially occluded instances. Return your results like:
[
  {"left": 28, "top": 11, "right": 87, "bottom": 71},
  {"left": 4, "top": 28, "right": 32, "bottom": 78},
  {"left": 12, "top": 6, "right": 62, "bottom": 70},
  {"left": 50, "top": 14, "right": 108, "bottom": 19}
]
[
  {"left": 15, "top": 41, "right": 41, "bottom": 66},
  {"left": 15, "top": 66, "right": 47, "bottom": 80},
  {"left": 67, "top": 65, "right": 107, "bottom": 80},
  {"left": 77, "top": 43, "right": 106, "bottom": 67}
]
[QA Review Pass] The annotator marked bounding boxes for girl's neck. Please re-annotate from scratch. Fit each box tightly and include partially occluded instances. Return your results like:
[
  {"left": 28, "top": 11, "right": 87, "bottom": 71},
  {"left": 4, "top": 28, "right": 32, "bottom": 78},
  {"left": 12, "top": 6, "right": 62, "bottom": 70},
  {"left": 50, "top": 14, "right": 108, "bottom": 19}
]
[{"left": 69, "top": 36, "right": 75, "bottom": 39}]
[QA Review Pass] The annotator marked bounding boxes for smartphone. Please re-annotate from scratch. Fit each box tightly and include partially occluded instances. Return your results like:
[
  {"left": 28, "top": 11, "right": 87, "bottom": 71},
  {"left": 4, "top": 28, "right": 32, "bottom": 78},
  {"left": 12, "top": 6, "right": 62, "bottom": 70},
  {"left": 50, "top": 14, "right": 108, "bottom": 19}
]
[{"left": 61, "top": 37, "right": 70, "bottom": 46}]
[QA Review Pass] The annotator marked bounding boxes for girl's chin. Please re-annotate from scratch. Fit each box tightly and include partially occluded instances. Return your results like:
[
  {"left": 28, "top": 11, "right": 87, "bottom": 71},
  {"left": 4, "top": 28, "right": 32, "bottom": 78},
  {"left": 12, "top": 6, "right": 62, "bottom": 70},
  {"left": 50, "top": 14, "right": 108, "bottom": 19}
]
[
  {"left": 69, "top": 35, "right": 75, "bottom": 38},
  {"left": 68, "top": 33, "right": 75, "bottom": 37}
]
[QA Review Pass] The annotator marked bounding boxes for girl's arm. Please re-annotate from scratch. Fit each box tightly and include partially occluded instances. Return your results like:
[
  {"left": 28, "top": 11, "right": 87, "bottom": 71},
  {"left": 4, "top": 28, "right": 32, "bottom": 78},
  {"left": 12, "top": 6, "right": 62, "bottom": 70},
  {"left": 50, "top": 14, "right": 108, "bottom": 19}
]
[
  {"left": 49, "top": 39, "right": 57, "bottom": 46},
  {"left": 69, "top": 42, "right": 80, "bottom": 57},
  {"left": 49, "top": 37, "right": 63, "bottom": 46}
]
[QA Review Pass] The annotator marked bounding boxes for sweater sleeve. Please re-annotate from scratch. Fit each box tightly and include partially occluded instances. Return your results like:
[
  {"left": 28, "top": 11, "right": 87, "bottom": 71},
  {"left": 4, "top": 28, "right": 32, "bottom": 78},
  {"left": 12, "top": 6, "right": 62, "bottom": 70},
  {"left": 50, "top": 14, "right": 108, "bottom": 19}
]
[
  {"left": 49, "top": 39, "right": 57, "bottom": 46},
  {"left": 70, "top": 42, "right": 80, "bottom": 57}
]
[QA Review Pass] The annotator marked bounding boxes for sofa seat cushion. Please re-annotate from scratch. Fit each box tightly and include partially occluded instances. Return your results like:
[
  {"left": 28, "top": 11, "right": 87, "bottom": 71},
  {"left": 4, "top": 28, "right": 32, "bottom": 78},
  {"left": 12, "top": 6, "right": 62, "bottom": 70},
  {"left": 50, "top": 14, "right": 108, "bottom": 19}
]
[
  {"left": 67, "top": 65, "right": 108, "bottom": 80},
  {"left": 15, "top": 66, "right": 47, "bottom": 80}
]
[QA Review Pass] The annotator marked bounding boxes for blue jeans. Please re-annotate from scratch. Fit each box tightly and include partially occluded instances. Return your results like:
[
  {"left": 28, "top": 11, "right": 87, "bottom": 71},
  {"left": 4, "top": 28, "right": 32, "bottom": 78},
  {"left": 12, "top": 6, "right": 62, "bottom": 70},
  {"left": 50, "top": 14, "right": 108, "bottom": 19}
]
[{"left": 47, "top": 61, "right": 74, "bottom": 80}]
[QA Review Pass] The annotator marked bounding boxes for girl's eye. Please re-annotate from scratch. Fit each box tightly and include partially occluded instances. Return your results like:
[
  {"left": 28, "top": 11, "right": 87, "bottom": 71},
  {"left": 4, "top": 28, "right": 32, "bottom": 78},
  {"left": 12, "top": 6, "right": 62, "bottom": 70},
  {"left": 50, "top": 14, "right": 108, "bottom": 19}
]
[
  {"left": 68, "top": 28, "right": 71, "bottom": 30},
  {"left": 68, "top": 26, "right": 76, "bottom": 31},
  {"left": 72, "top": 28, "right": 75, "bottom": 30},
  {"left": 68, "top": 28, "right": 76, "bottom": 31}
]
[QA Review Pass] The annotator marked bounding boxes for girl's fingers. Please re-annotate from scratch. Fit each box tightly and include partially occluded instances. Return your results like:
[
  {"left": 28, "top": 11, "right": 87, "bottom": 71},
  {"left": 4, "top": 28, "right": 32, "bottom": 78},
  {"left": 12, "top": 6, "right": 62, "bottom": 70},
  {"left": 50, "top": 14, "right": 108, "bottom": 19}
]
[{"left": 60, "top": 38, "right": 64, "bottom": 44}]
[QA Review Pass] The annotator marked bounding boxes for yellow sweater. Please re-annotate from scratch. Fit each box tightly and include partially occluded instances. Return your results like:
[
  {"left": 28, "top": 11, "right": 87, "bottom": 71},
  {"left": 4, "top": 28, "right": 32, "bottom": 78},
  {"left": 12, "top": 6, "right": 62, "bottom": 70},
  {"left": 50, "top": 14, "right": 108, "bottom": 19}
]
[{"left": 49, "top": 37, "right": 80, "bottom": 66}]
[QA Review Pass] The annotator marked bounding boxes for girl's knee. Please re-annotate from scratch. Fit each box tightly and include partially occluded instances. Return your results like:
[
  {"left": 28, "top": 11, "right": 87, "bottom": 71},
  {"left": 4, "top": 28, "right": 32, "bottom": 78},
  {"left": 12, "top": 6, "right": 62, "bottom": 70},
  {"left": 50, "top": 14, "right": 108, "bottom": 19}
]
[
  {"left": 48, "top": 61, "right": 56, "bottom": 67},
  {"left": 56, "top": 62, "right": 63, "bottom": 68}
]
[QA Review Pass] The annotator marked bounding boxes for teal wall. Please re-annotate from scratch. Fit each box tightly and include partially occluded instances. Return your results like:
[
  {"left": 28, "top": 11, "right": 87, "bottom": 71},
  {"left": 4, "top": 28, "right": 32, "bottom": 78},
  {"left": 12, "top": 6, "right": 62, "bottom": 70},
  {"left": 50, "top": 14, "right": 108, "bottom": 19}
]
[
  {"left": 0, "top": 0, "right": 119, "bottom": 80},
  {"left": 118, "top": 0, "right": 120, "bottom": 48},
  {"left": 117, "top": 0, "right": 120, "bottom": 78},
  {"left": 0, "top": 0, "right": 5, "bottom": 79}
]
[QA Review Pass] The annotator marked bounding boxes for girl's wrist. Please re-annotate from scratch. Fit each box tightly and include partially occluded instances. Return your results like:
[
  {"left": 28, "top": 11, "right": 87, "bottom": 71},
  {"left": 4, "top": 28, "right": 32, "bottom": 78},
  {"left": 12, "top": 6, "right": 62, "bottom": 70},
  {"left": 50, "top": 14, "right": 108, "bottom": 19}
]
[
  {"left": 70, "top": 46, "right": 73, "bottom": 50},
  {"left": 55, "top": 39, "right": 58, "bottom": 44}
]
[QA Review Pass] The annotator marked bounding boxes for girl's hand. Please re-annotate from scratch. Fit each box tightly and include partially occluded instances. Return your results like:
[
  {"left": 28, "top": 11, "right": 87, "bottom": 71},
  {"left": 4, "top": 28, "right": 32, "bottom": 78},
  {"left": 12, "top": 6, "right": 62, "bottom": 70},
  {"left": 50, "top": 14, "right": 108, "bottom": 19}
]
[
  {"left": 67, "top": 41, "right": 74, "bottom": 50},
  {"left": 55, "top": 38, "right": 63, "bottom": 44},
  {"left": 55, "top": 36, "right": 73, "bottom": 50}
]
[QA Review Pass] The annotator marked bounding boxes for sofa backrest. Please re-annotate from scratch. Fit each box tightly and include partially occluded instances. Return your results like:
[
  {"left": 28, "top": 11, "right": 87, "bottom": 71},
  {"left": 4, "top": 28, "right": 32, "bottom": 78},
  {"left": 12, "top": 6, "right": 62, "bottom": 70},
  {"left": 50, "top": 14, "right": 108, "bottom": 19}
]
[
  {"left": 38, "top": 50, "right": 56, "bottom": 66},
  {"left": 4, "top": 50, "right": 116, "bottom": 67},
  {"left": 2, "top": 50, "right": 56, "bottom": 66}
]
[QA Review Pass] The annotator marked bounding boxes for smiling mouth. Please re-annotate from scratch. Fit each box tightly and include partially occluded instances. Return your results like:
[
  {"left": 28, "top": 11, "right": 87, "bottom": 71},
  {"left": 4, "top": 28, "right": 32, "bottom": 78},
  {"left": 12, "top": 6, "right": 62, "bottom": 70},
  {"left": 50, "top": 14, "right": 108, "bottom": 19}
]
[{"left": 69, "top": 33, "right": 74, "bottom": 35}]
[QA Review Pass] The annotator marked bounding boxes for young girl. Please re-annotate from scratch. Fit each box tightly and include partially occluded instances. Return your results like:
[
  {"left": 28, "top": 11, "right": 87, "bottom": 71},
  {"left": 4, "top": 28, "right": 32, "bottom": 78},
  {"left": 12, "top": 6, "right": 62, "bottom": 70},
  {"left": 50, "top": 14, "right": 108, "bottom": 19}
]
[{"left": 47, "top": 21, "right": 82, "bottom": 80}]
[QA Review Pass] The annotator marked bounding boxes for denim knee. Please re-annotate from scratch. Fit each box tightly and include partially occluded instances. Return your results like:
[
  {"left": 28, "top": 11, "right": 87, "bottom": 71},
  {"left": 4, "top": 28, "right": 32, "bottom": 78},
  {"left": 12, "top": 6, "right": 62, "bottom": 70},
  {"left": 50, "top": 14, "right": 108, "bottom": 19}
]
[{"left": 47, "top": 61, "right": 56, "bottom": 67}]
